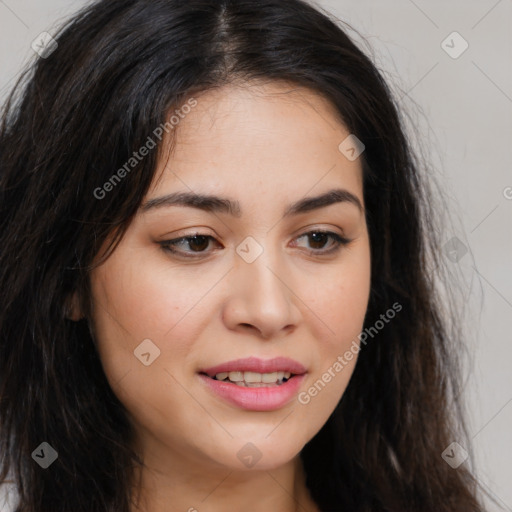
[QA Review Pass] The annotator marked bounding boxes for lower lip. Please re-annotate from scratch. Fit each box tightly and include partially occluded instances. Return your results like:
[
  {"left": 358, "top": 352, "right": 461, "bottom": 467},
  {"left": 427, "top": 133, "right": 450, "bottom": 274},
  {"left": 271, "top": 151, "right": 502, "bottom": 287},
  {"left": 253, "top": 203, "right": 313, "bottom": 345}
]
[{"left": 198, "top": 373, "right": 306, "bottom": 411}]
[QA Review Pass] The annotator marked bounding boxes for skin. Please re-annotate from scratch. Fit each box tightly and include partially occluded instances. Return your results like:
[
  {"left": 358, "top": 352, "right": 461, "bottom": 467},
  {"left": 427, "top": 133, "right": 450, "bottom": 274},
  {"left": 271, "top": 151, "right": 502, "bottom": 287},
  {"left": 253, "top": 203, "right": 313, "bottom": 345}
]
[{"left": 78, "top": 81, "right": 371, "bottom": 512}]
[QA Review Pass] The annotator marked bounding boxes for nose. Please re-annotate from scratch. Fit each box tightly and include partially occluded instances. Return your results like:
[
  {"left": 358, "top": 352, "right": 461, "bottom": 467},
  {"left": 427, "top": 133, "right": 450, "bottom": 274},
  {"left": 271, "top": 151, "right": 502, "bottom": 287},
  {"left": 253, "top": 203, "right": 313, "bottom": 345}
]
[{"left": 222, "top": 245, "right": 301, "bottom": 339}]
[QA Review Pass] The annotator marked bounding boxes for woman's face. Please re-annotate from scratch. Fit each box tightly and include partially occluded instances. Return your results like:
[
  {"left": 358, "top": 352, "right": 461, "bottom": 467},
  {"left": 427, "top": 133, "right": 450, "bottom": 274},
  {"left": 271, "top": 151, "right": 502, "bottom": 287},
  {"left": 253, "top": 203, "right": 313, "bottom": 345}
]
[{"left": 87, "top": 82, "right": 371, "bottom": 472}]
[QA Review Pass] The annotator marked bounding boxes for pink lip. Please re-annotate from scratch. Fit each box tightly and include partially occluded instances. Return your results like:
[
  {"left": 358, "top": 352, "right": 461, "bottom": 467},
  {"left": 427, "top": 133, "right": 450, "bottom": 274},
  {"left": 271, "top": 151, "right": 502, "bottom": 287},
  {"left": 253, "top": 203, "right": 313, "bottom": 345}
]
[
  {"left": 200, "top": 356, "right": 307, "bottom": 377},
  {"left": 199, "top": 373, "right": 306, "bottom": 411},
  {"left": 198, "top": 357, "right": 307, "bottom": 412}
]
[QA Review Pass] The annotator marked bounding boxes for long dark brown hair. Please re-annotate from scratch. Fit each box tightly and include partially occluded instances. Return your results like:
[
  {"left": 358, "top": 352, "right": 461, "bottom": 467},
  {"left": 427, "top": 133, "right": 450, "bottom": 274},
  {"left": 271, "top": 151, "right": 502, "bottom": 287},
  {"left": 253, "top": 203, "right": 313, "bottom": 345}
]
[{"left": 0, "top": 0, "right": 486, "bottom": 510}]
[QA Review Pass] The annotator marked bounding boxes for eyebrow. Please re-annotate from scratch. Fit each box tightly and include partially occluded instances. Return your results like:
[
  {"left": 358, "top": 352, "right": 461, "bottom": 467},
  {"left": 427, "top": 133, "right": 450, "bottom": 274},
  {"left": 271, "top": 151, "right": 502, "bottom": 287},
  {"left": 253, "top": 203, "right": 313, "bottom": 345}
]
[{"left": 140, "top": 188, "right": 364, "bottom": 217}]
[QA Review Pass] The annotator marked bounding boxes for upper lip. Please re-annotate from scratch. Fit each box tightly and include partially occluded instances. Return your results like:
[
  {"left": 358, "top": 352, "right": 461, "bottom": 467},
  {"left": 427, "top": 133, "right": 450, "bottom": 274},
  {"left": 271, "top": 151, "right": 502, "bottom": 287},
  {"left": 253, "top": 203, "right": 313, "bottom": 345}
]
[{"left": 200, "top": 356, "right": 307, "bottom": 377}]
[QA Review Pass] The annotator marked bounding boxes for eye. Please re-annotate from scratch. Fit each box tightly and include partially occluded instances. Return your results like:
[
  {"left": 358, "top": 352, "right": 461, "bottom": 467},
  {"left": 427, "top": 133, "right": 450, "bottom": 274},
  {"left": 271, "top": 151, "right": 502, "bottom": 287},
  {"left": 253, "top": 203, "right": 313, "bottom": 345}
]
[
  {"left": 292, "top": 230, "right": 351, "bottom": 255},
  {"left": 159, "top": 234, "right": 221, "bottom": 259}
]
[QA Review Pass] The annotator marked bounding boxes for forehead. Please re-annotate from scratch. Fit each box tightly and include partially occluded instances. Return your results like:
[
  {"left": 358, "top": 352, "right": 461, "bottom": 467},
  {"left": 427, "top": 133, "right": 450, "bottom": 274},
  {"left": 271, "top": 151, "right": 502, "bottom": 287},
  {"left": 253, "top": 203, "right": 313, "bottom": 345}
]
[{"left": 148, "top": 81, "right": 364, "bottom": 205}]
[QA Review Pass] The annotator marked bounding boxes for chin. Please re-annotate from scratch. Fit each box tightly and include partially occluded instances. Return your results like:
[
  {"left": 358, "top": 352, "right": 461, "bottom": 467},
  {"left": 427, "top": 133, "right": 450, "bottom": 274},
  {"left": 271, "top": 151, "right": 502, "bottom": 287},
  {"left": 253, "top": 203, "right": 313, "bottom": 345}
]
[{"left": 203, "top": 434, "right": 307, "bottom": 472}]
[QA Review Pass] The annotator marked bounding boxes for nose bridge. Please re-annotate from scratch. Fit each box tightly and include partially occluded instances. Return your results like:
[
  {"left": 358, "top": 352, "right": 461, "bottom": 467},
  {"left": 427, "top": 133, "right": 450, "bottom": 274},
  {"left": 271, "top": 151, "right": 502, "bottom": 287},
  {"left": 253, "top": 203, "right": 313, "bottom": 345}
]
[
  {"left": 239, "top": 236, "right": 288, "bottom": 304},
  {"left": 228, "top": 234, "right": 298, "bottom": 337}
]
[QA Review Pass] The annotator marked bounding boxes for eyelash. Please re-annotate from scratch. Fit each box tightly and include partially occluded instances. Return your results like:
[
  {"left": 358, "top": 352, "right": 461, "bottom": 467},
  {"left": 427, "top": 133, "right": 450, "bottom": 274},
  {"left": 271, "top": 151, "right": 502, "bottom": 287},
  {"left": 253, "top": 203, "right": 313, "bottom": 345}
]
[{"left": 158, "top": 230, "right": 352, "bottom": 259}]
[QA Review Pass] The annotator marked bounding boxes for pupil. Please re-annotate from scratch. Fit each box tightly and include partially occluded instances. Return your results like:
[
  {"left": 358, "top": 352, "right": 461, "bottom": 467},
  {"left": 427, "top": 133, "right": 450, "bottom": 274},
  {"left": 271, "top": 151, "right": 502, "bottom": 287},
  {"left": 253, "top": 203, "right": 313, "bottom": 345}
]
[
  {"left": 189, "top": 235, "right": 209, "bottom": 251},
  {"left": 309, "top": 232, "right": 327, "bottom": 249}
]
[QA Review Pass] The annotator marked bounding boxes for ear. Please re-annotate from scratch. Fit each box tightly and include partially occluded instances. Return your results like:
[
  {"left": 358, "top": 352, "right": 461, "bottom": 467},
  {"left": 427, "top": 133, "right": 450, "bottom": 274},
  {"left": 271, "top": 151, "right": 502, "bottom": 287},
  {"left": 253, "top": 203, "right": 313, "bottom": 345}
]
[{"left": 65, "top": 290, "right": 85, "bottom": 321}]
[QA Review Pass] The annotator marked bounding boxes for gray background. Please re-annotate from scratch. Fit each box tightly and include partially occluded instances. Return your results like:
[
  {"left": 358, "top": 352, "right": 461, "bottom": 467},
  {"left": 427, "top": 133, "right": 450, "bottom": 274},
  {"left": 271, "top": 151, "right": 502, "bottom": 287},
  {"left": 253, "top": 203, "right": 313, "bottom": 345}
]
[{"left": 0, "top": 0, "right": 511, "bottom": 510}]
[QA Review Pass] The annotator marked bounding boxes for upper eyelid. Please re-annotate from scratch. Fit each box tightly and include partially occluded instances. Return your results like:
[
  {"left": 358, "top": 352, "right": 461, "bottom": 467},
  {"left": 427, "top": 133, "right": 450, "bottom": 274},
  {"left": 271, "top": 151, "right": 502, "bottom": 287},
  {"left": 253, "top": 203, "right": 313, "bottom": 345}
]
[
  {"left": 162, "top": 228, "right": 343, "bottom": 244},
  {"left": 161, "top": 224, "right": 345, "bottom": 241}
]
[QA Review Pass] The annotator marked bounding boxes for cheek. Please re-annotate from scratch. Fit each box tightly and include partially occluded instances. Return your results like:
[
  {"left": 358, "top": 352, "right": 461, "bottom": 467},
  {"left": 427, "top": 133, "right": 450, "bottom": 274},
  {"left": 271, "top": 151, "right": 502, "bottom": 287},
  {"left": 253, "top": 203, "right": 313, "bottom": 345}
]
[
  {"left": 314, "top": 274, "right": 370, "bottom": 340},
  {"left": 295, "top": 246, "right": 371, "bottom": 419},
  {"left": 306, "top": 244, "right": 371, "bottom": 350},
  {"left": 88, "top": 253, "right": 199, "bottom": 379},
  {"left": 88, "top": 255, "right": 227, "bottom": 445}
]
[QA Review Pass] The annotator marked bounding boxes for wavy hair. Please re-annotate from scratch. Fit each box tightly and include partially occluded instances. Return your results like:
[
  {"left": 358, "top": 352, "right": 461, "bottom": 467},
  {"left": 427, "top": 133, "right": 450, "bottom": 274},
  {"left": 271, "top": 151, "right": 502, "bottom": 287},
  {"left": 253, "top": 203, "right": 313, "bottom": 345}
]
[{"left": 0, "top": 0, "right": 484, "bottom": 510}]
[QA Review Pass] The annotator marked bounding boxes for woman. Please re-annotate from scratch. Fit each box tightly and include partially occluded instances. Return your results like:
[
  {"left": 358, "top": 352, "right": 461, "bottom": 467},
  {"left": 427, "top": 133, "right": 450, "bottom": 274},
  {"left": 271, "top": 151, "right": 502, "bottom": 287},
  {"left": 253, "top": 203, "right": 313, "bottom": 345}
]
[{"left": 0, "top": 0, "right": 485, "bottom": 510}]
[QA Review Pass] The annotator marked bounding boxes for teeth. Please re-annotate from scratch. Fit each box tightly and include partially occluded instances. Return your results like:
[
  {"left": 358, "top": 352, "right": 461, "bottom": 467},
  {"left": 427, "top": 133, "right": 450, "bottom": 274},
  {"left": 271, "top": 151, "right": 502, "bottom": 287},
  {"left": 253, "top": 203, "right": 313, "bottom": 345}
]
[
  {"left": 244, "top": 371, "right": 262, "bottom": 383},
  {"left": 261, "top": 372, "right": 278, "bottom": 383},
  {"left": 213, "top": 371, "right": 292, "bottom": 385}
]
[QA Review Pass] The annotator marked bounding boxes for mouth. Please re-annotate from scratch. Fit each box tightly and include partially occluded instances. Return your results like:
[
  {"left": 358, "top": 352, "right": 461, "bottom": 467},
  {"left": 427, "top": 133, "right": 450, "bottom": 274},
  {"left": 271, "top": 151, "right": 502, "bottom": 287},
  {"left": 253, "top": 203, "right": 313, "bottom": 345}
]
[
  {"left": 199, "top": 356, "right": 307, "bottom": 383},
  {"left": 197, "top": 356, "right": 307, "bottom": 411}
]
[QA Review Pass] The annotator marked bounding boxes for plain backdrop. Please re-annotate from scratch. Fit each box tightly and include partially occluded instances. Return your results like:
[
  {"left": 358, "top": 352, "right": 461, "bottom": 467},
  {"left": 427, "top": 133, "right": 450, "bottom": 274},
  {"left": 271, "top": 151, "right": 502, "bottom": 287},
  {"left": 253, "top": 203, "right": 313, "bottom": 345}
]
[{"left": 0, "top": 1, "right": 511, "bottom": 511}]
